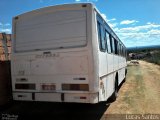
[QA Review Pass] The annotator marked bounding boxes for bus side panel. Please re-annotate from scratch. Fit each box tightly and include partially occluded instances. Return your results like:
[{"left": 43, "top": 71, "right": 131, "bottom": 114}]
[
  {"left": 113, "top": 55, "right": 119, "bottom": 71},
  {"left": 99, "top": 73, "right": 115, "bottom": 101},
  {"left": 118, "top": 67, "right": 126, "bottom": 85},
  {"left": 107, "top": 54, "right": 114, "bottom": 74}
]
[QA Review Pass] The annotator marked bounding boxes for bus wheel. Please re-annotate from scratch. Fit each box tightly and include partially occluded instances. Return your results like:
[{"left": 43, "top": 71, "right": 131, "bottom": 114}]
[{"left": 123, "top": 69, "right": 127, "bottom": 82}]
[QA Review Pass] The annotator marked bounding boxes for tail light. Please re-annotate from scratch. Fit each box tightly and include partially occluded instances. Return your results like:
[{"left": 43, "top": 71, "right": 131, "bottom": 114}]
[
  {"left": 41, "top": 84, "right": 56, "bottom": 91},
  {"left": 15, "top": 83, "right": 35, "bottom": 90},
  {"left": 80, "top": 96, "right": 87, "bottom": 99},
  {"left": 62, "top": 84, "right": 89, "bottom": 91}
]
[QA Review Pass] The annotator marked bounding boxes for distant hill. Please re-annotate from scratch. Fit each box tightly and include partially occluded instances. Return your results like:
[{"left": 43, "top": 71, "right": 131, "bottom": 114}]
[{"left": 127, "top": 45, "right": 160, "bottom": 52}]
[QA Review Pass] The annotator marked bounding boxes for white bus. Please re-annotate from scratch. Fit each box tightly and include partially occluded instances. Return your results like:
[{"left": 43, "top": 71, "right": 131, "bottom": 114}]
[{"left": 11, "top": 3, "right": 127, "bottom": 104}]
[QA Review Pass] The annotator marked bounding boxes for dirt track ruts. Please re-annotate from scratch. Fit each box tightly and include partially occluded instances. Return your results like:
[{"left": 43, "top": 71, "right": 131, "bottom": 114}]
[{"left": 106, "top": 60, "right": 160, "bottom": 114}]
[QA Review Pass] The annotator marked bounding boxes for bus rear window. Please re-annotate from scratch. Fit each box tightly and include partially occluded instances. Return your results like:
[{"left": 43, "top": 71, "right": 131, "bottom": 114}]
[{"left": 14, "top": 10, "right": 87, "bottom": 52}]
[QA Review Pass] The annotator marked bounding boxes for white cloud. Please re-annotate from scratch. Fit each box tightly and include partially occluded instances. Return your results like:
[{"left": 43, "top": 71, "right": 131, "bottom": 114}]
[
  {"left": 0, "top": 23, "right": 11, "bottom": 26},
  {"left": 75, "top": 0, "right": 81, "bottom": 2},
  {"left": 0, "top": 28, "right": 11, "bottom": 34},
  {"left": 120, "top": 20, "right": 139, "bottom": 25},
  {"left": 40, "top": 0, "right": 43, "bottom": 3},
  {"left": 0, "top": 23, "right": 11, "bottom": 34},
  {"left": 117, "top": 32, "right": 153, "bottom": 47},
  {"left": 100, "top": 14, "right": 118, "bottom": 29},
  {"left": 93, "top": 16, "right": 160, "bottom": 47},
  {"left": 147, "top": 22, "right": 152, "bottom": 25},
  {"left": 0, "top": 22, "right": 11, "bottom": 33},
  {"left": 107, "top": 18, "right": 118, "bottom": 29},
  {"left": 114, "top": 22, "right": 160, "bottom": 47},
  {"left": 5, "top": 23, "right": 11, "bottom": 26},
  {"left": 100, "top": 14, "right": 117, "bottom": 24},
  {"left": 108, "top": 23, "right": 118, "bottom": 29},
  {"left": 87, "top": 0, "right": 98, "bottom": 2},
  {"left": 147, "top": 29, "right": 160, "bottom": 35},
  {"left": 101, "top": 13, "right": 107, "bottom": 21},
  {"left": 107, "top": 18, "right": 116, "bottom": 22},
  {"left": 117, "top": 23, "right": 160, "bottom": 33}
]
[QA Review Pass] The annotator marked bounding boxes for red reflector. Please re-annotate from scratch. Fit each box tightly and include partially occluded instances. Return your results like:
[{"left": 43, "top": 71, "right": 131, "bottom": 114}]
[
  {"left": 62, "top": 84, "right": 89, "bottom": 91},
  {"left": 41, "top": 84, "right": 55, "bottom": 91},
  {"left": 80, "top": 96, "right": 86, "bottom": 99}
]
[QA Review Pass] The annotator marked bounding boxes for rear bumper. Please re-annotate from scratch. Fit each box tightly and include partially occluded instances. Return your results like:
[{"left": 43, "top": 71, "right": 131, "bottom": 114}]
[{"left": 12, "top": 92, "right": 99, "bottom": 104}]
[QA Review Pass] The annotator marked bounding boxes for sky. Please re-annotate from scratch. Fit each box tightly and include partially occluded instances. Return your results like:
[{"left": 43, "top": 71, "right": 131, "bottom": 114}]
[{"left": 0, "top": 0, "right": 160, "bottom": 48}]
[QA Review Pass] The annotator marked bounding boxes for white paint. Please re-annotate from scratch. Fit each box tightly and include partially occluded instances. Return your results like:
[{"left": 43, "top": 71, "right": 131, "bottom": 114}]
[{"left": 11, "top": 3, "right": 127, "bottom": 104}]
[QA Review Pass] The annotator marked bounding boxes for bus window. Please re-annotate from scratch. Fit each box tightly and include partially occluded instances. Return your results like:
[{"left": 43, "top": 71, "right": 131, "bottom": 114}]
[
  {"left": 122, "top": 46, "right": 125, "bottom": 57},
  {"left": 100, "top": 25, "right": 107, "bottom": 51},
  {"left": 109, "top": 35, "right": 114, "bottom": 53},
  {"left": 97, "top": 21, "right": 106, "bottom": 52},
  {"left": 111, "top": 36, "right": 115, "bottom": 54},
  {"left": 97, "top": 22, "right": 102, "bottom": 50},
  {"left": 105, "top": 31, "right": 111, "bottom": 53},
  {"left": 114, "top": 39, "right": 118, "bottom": 55},
  {"left": 125, "top": 49, "right": 127, "bottom": 57},
  {"left": 119, "top": 44, "right": 122, "bottom": 56},
  {"left": 117, "top": 42, "right": 120, "bottom": 55},
  {"left": 121, "top": 45, "right": 123, "bottom": 56}
]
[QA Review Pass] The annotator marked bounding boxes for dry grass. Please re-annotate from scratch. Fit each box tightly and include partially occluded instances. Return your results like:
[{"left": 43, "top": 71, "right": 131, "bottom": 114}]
[{"left": 106, "top": 60, "right": 160, "bottom": 114}]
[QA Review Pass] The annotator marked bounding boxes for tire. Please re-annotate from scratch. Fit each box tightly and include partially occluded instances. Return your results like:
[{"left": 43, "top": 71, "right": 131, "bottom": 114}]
[
  {"left": 123, "top": 77, "right": 126, "bottom": 83},
  {"left": 125, "top": 69, "right": 127, "bottom": 76},
  {"left": 124, "top": 69, "right": 127, "bottom": 82}
]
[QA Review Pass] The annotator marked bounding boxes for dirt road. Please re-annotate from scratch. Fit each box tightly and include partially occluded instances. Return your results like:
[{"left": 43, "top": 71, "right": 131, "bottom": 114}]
[{"left": 106, "top": 60, "right": 160, "bottom": 114}]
